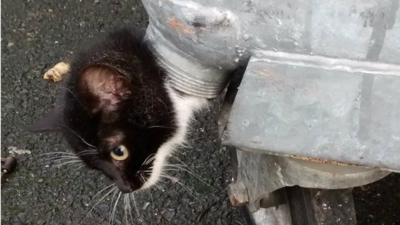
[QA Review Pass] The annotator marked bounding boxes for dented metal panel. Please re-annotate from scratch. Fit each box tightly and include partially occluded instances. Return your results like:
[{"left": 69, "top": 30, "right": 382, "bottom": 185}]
[
  {"left": 225, "top": 52, "right": 400, "bottom": 171},
  {"left": 143, "top": 0, "right": 400, "bottom": 97}
]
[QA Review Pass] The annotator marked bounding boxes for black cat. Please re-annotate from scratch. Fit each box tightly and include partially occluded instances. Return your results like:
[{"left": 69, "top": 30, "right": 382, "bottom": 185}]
[{"left": 34, "top": 28, "right": 206, "bottom": 192}]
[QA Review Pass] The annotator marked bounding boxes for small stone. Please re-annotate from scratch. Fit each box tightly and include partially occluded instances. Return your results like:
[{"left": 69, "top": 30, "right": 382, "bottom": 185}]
[
  {"left": 7, "top": 42, "right": 15, "bottom": 48},
  {"left": 38, "top": 178, "right": 44, "bottom": 183},
  {"left": 142, "top": 202, "right": 150, "bottom": 210}
]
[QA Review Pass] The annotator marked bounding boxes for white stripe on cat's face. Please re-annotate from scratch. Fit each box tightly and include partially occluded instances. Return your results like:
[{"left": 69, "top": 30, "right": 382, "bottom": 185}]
[{"left": 141, "top": 84, "right": 206, "bottom": 189}]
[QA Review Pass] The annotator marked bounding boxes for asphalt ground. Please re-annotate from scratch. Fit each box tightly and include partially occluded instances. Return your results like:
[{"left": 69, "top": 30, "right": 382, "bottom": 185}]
[
  {"left": 1, "top": 1, "right": 244, "bottom": 224},
  {"left": 1, "top": 1, "right": 399, "bottom": 225}
]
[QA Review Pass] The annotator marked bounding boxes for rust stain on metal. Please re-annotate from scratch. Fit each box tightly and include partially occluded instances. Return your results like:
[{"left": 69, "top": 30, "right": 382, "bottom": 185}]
[
  {"left": 228, "top": 191, "right": 249, "bottom": 206},
  {"left": 290, "top": 154, "right": 360, "bottom": 167},
  {"left": 257, "top": 68, "right": 276, "bottom": 78},
  {"left": 168, "top": 17, "right": 194, "bottom": 35},
  {"left": 228, "top": 182, "right": 249, "bottom": 206},
  {"left": 256, "top": 68, "right": 288, "bottom": 92}
]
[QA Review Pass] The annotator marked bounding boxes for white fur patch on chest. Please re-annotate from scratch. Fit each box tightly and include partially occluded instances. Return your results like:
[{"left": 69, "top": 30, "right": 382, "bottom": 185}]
[{"left": 141, "top": 83, "right": 206, "bottom": 189}]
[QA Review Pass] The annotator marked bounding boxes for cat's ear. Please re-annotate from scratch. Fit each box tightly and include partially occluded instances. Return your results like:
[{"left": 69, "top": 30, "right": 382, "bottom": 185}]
[
  {"left": 77, "top": 66, "right": 132, "bottom": 116},
  {"left": 30, "top": 107, "right": 63, "bottom": 132}
]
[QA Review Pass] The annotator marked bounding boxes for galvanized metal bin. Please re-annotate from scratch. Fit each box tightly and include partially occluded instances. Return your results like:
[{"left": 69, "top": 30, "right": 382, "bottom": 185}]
[{"left": 143, "top": 0, "right": 400, "bottom": 223}]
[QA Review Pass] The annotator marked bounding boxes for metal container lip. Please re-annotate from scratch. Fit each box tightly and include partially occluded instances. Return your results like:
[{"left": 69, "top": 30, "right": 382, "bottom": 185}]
[
  {"left": 145, "top": 24, "right": 230, "bottom": 99},
  {"left": 252, "top": 50, "right": 400, "bottom": 76}
]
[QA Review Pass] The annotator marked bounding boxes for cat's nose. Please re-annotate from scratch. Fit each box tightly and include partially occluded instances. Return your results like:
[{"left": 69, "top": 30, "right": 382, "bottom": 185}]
[
  {"left": 114, "top": 179, "right": 135, "bottom": 193},
  {"left": 116, "top": 179, "right": 143, "bottom": 193},
  {"left": 117, "top": 183, "right": 134, "bottom": 193},
  {"left": 114, "top": 175, "right": 142, "bottom": 193}
]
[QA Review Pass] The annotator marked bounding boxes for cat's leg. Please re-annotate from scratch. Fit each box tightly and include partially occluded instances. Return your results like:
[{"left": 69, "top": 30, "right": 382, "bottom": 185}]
[{"left": 43, "top": 62, "right": 70, "bottom": 82}]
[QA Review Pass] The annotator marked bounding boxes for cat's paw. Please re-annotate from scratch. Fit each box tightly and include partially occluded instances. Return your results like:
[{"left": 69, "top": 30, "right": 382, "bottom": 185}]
[{"left": 43, "top": 62, "right": 70, "bottom": 82}]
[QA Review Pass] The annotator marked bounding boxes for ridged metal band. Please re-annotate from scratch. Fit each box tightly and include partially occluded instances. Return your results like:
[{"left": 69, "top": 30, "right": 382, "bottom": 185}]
[{"left": 145, "top": 25, "right": 229, "bottom": 99}]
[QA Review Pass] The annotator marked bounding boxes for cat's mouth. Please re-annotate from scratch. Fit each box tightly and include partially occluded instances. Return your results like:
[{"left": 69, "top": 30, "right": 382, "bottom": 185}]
[
  {"left": 94, "top": 161, "right": 151, "bottom": 193},
  {"left": 113, "top": 167, "right": 151, "bottom": 193},
  {"left": 114, "top": 174, "right": 143, "bottom": 193}
]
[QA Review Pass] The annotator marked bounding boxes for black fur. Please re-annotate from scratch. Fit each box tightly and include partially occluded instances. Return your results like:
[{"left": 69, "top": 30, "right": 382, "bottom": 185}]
[{"left": 54, "top": 28, "right": 176, "bottom": 192}]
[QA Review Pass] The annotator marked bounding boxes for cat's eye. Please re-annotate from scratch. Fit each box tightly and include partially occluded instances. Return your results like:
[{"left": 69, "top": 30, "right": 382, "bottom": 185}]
[{"left": 110, "top": 145, "right": 129, "bottom": 161}]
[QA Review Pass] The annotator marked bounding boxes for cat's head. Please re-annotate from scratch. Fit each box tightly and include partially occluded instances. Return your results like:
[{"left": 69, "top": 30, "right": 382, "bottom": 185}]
[{"left": 33, "top": 29, "right": 178, "bottom": 193}]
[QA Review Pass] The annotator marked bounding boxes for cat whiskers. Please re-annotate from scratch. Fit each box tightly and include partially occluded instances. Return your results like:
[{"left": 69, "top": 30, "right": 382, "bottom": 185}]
[
  {"left": 164, "top": 158, "right": 213, "bottom": 188},
  {"left": 60, "top": 125, "right": 96, "bottom": 149},
  {"left": 76, "top": 149, "right": 98, "bottom": 156},
  {"left": 83, "top": 176, "right": 143, "bottom": 225},
  {"left": 43, "top": 149, "right": 96, "bottom": 157},
  {"left": 129, "top": 192, "right": 140, "bottom": 218},
  {"left": 40, "top": 151, "right": 76, "bottom": 156},
  {"left": 40, "top": 152, "right": 80, "bottom": 168},
  {"left": 142, "top": 153, "right": 156, "bottom": 166},
  {"left": 148, "top": 125, "right": 173, "bottom": 129},
  {"left": 143, "top": 158, "right": 214, "bottom": 200},
  {"left": 107, "top": 188, "right": 141, "bottom": 225},
  {"left": 136, "top": 153, "right": 156, "bottom": 184},
  {"left": 141, "top": 169, "right": 164, "bottom": 193},
  {"left": 123, "top": 194, "right": 134, "bottom": 225},
  {"left": 87, "top": 162, "right": 201, "bottom": 224},
  {"left": 158, "top": 172, "right": 199, "bottom": 200},
  {"left": 40, "top": 151, "right": 76, "bottom": 160},
  {"left": 84, "top": 184, "right": 117, "bottom": 220},
  {"left": 41, "top": 149, "right": 98, "bottom": 169},
  {"left": 142, "top": 166, "right": 196, "bottom": 199},
  {"left": 54, "top": 159, "right": 82, "bottom": 168},
  {"left": 109, "top": 191, "right": 122, "bottom": 225}
]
